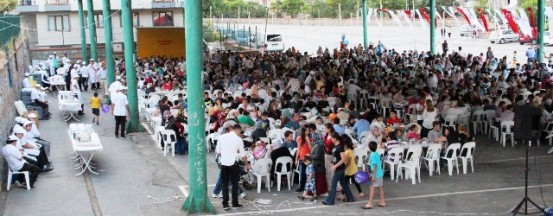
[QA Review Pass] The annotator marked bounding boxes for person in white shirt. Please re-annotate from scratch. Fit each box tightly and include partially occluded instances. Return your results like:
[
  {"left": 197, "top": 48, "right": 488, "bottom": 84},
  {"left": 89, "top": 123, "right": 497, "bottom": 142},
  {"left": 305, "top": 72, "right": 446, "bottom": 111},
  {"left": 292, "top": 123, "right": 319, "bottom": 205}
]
[
  {"left": 98, "top": 63, "right": 108, "bottom": 96},
  {"left": 215, "top": 124, "right": 252, "bottom": 210},
  {"left": 79, "top": 62, "right": 90, "bottom": 91},
  {"left": 22, "top": 73, "right": 32, "bottom": 89},
  {"left": 31, "top": 85, "right": 50, "bottom": 118},
  {"left": 109, "top": 76, "right": 123, "bottom": 98},
  {"left": 2, "top": 135, "right": 41, "bottom": 188},
  {"left": 111, "top": 86, "right": 129, "bottom": 138},
  {"left": 21, "top": 118, "right": 51, "bottom": 157},
  {"left": 88, "top": 59, "right": 100, "bottom": 91},
  {"left": 12, "top": 125, "right": 52, "bottom": 172},
  {"left": 39, "top": 66, "right": 51, "bottom": 89}
]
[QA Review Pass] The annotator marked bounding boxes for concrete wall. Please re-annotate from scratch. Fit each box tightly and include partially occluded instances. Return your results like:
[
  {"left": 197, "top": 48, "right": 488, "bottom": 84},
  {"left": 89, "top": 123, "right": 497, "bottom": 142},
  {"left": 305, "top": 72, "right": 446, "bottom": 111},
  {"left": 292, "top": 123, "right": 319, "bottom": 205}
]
[
  {"left": 0, "top": 36, "right": 31, "bottom": 182},
  {"left": 28, "top": 46, "right": 124, "bottom": 63}
]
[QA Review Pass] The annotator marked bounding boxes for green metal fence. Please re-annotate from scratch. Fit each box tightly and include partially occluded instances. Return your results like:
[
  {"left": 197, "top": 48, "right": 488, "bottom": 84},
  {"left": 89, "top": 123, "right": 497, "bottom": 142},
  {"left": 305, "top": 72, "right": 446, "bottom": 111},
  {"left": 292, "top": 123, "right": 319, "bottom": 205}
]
[{"left": 0, "top": 15, "right": 21, "bottom": 47}]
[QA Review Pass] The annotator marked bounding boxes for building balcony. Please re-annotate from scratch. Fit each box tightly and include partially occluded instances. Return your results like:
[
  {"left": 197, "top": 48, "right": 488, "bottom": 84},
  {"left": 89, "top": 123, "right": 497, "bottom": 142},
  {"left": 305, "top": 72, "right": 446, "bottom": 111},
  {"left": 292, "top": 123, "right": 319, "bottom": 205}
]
[
  {"left": 44, "top": 0, "right": 71, "bottom": 11},
  {"left": 15, "top": 0, "right": 39, "bottom": 12},
  {"left": 151, "top": 0, "right": 180, "bottom": 9}
]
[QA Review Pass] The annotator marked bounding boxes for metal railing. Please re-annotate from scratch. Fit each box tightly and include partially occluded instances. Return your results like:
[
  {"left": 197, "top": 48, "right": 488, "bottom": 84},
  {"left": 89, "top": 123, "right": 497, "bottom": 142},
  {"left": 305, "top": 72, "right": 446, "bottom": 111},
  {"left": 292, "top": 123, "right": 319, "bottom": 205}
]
[
  {"left": 46, "top": 0, "right": 69, "bottom": 5},
  {"left": 0, "top": 15, "right": 21, "bottom": 48}
]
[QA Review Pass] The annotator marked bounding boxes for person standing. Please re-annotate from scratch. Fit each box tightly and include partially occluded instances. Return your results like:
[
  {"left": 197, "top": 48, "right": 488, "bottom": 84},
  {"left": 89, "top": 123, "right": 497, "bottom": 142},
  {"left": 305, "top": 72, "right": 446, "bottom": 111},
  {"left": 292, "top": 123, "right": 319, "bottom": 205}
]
[
  {"left": 215, "top": 124, "right": 252, "bottom": 210},
  {"left": 361, "top": 141, "right": 386, "bottom": 209},
  {"left": 442, "top": 40, "right": 448, "bottom": 57},
  {"left": 80, "top": 61, "right": 90, "bottom": 91},
  {"left": 322, "top": 132, "right": 354, "bottom": 205},
  {"left": 111, "top": 86, "right": 129, "bottom": 138},
  {"left": 98, "top": 62, "right": 108, "bottom": 97},
  {"left": 295, "top": 127, "right": 312, "bottom": 193}
]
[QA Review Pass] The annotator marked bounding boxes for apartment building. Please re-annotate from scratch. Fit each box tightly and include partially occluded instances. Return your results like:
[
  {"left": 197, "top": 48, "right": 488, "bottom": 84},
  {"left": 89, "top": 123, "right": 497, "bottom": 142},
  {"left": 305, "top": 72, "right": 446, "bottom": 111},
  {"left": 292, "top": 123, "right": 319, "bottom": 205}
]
[{"left": 15, "top": 0, "right": 184, "bottom": 50}]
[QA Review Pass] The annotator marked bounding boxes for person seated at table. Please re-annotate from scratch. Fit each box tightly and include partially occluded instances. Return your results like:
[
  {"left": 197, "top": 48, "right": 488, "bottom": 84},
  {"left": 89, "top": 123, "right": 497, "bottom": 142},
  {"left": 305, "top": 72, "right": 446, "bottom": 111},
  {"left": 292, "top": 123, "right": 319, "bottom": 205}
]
[
  {"left": 332, "top": 118, "right": 345, "bottom": 135},
  {"left": 31, "top": 85, "right": 51, "bottom": 119},
  {"left": 427, "top": 121, "right": 447, "bottom": 143},
  {"left": 166, "top": 115, "right": 188, "bottom": 154},
  {"left": 365, "top": 125, "right": 383, "bottom": 149},
  {"left": 352, "top": 117, "right": 370, "bottom": 142},
  {"left": 405, "top": 124, "right": 421, "bottom": 140},
  {"left": 386, "top": 110, "right": 401, "bottom": 126},
  {"left": 269, "top": 138, "right": 293, "bottom": 176},
  {"left": 237, "top": 108, "right": 255, "bottom": 128},
  {"left": 371, "top": 115, "right": 386, "bottom": 133},
  {"left": 161, "top": 77, "right": 172, "bottom": 91},
  {"left": 12, "top": 125, "right": 53, "bottom": 172},
  {"left": 266, "top": 101, "right": 281, "bottom": 120},
  {"left": 457, "top": 124, "right": 473, "bottom": 146},
  {"left": 282, "top": 130, "right": 298, "bottom": 149},
  {"left": 2, "top": 135, "right": 41, "bottom": 188},
  {"left": 284, "top": 113, "right": 301, "bottom": 130},
  {"left": 315, "top": 117, "right": 325, "bottom": 133}
]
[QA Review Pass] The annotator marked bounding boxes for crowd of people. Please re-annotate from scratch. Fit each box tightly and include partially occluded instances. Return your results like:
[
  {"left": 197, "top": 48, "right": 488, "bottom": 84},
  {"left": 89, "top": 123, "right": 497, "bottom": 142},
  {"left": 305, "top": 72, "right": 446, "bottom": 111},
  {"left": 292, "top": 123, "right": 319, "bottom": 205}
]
[
  {"left": 7, "top": 38, "right": 553, "bottom": 210},
  {"left": 130, "top": 41, "right": 553, "bottom": 210}
]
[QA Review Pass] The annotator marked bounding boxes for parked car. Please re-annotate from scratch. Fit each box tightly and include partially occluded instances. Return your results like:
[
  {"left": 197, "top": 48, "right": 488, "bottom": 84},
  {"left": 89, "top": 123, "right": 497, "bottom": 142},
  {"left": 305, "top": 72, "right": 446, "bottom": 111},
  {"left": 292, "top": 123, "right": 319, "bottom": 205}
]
[
  {"left": 489, "top": 29, "right": 518, "bottom": 44},
  {"left": 265, "top": 34, "right": 284, "bottom": 52},
  {"left": 519, "top": 31, "right": 550, "bottom": 45},
  {"left": 544, "top": 32, "right": 553, "bottom": 45},
  {"left": 459, "top": 24, "right": 479, "bottom": 37}
]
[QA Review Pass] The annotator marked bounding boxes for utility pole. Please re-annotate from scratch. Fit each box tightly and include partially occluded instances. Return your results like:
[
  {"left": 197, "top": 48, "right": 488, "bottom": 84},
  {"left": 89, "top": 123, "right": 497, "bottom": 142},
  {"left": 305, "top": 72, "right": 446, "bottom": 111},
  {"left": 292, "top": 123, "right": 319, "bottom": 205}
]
[
  {"left": 102, "top": 0, "right": 115, "bottom": 90},
  {"left": 430, "top": 0, "right": 436, "bottom": 54},
  {"left": 121, "top": 0, "right": 142, "bottom": 133},
  {"left": 77, "top": 0, "right": 87, "bottom": 61},
  {"left": 181, "top": 0, "right": 214, "bottom": 214},
  {"left": 362, "top": 0, "right": 368, "bottom": 48},
  {"left": 86, "top": 0, "right": 97, "bottom": 61},
  {"left": 538, "top": 0, "right": 545, "bottom": 63}
]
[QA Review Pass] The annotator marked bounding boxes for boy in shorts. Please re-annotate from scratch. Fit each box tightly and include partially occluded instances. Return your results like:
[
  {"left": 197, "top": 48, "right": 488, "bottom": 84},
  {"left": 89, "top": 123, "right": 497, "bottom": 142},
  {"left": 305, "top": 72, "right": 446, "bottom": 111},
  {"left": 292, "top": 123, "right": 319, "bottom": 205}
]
[
  {"left": 90, "top": 92, "right": 101, "bottom": 125},
  {"left": 361, "top": 141, "right": 386, "bottom": 209}
]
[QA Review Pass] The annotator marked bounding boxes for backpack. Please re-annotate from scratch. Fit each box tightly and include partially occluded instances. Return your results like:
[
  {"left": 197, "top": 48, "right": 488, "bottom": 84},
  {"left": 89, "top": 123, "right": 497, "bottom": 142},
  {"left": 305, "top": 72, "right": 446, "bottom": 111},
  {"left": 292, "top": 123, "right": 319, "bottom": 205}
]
[{"left": 252, "top": 140, "right": 267, "bottom": 160}]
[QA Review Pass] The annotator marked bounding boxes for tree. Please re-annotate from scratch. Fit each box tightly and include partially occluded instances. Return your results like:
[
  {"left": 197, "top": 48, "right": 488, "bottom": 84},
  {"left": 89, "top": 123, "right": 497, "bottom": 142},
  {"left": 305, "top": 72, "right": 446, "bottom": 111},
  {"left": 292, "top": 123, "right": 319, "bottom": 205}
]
[
  {"left": 0, "top": 0, "right": 17, "bottom": 13},
  {"left": 519, "top": 0, "right": 537, "bottom": 10},
  {"left": 272, "top": 0, "right": 306, "bottom": 18}
]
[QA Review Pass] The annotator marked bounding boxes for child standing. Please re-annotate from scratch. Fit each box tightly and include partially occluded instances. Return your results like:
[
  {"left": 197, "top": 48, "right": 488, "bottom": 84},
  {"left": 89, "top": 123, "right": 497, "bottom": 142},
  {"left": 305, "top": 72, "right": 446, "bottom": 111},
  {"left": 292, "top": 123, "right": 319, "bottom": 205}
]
[
  {"left": 298, "top": 156, "right": 316, "bottom": 202},
  {"left": 341, "top": 138, "right": 364, "bottom": 198},
  {"left": 361, "top": 141, "right": 386, "bottom": 209},
  {"left": 90, "top": 92, "right": 101, "bottom": 125}
]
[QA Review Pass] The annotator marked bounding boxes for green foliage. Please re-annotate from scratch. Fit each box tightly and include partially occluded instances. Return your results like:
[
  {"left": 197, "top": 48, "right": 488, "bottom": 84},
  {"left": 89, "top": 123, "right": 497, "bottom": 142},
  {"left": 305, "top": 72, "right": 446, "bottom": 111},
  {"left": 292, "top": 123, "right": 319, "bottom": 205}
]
[
  {"left": 203, "top": 0, "right": 268, "bottom": 18},
  {"left": 0, "top": 0, "right": 17, "bottom": 13},
  {"left": 203, "top": 20, "right": 221, "bottom": 42},
  {"left": 271, "top": 0, "right": 307, "bottom": 18},
  {"left": 519, "top": 0, "right": 538, "bottom": 10}
]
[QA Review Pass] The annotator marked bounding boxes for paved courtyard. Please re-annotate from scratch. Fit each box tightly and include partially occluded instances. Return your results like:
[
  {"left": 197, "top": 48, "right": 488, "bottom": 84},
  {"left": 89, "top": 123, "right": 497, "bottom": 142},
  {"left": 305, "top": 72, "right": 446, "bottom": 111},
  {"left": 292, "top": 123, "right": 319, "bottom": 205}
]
[{"left": 2, "top": 88, "right": 553, "bottom": 216}]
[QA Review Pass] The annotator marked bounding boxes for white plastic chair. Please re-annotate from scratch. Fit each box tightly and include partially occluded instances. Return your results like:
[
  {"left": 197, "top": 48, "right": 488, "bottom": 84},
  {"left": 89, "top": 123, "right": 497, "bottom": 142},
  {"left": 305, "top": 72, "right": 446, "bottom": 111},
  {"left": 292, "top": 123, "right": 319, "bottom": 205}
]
[
  {"left": 354, "top": 147, "right": 369, "bottom": 171},
  {"left": 500, "top": 121, "right": 515, "bottom": 147},
  {"left": 7, "top": 169, "right": 30, "bottom": 190},
  {"left": 160, "top": 129, "right": 177, "bottom": 157},
  {"left": 422, "top": 144, "right": 441, "bottom": 176},
  {"left": 274, "top": 156, "right": 293, "bottom": 191},
  {"left": 397, "top": 145, "right": 423, "bottom": 184},
  {"left": 458, "top": 142, "right": 475, "bottom": 174},
  {"left": 470, "top": 110, "right": 485, "bottom": 135},
  {"left": 441, "top": 143, "right": 461, "bottom": 176},
  {"left": 380, "top": 98, "right": 391, "bottom": 118},
  {"left": 443, "top": 115, "right": 458, "bottom": 131},
  {"left": 253, "top": 158, "right": 273, "bottom": 193},
  {"left": 542, "top": 122, "right": 553, "bottom": 146},
  {"left": 483, "top": 110, "right": 496, "bottom": 134},
  {"left": 383, "top": 146, "right": 404, "bottom": 180}
]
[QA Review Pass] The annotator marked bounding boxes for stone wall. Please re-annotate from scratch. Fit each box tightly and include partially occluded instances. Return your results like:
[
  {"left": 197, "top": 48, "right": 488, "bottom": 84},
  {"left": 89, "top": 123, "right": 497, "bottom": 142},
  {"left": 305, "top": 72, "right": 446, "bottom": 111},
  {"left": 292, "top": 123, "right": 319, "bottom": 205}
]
[{"left": 0, "top": 36, "right": 31, "bottom": 180}]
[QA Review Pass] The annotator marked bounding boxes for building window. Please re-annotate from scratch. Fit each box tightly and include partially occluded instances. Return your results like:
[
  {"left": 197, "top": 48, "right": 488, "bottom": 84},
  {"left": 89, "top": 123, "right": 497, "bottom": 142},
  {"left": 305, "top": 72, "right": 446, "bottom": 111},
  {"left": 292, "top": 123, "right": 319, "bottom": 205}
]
[
  {"left": 46, "top": 0, "right": 69, "bottom": 5},
  {"left": 47, "top": 15, "right": 70, "bottom": 31},
  {"left": 94, "top": 14, "right": 104, "bottom": 28},
  {"left": 153, "top": 11, "right": 173, "bottom": 26},
  {"left": 119, "top": 12, "right": 140, "bottom": 27}
]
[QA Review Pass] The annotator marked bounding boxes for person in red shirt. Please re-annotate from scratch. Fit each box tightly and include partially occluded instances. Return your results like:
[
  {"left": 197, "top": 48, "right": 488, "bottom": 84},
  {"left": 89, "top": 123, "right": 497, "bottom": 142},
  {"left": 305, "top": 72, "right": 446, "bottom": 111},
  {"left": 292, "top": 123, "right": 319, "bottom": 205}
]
[
  {"left": 295, "top": 127, "right": 311, "bottom": 193},
  {"left": 386, "top": 110, "right": 401, "bottom": 126},
  {"left": 161, "top": 77, "right": 172, "bottom": 91}
]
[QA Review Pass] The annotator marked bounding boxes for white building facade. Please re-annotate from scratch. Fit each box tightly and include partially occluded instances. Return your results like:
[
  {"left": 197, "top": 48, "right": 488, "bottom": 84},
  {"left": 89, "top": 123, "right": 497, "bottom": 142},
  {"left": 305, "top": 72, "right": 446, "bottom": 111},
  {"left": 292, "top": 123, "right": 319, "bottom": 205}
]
[{"left": 16, "top": 0, "right": 184, "bottom": 48}]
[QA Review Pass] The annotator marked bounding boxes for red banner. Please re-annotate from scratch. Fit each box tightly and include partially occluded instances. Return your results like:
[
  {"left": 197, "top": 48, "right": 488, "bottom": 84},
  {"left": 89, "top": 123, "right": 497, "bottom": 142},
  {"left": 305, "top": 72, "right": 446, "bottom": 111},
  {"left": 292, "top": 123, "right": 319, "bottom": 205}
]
[
  {"left": 477, "top": 8, "right": 489, "bottom": 32},
  {"left": 502, "top": 9, "right": 519, "bottom": 33},
  {"left": 404, "top": 9, "right": 412, "bottom": 18},
  {"left": 456, "top": 7, "right": 472, "bottom": 25},
  {"left": 419, "top": 8, "right": 438, "bottom": 27},
  {"left": 528, "top": 7, "right": 537, "bottom": 38}
]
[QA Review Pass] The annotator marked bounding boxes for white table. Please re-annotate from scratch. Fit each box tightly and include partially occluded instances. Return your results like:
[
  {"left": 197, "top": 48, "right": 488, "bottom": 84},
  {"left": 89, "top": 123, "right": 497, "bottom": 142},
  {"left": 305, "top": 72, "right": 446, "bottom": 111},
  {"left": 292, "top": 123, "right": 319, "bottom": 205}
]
[
  {"left": 50, "top": 81, "right": 66, "bottom": 96},
  {"left": 68, "top": 126, "right": 103, "bottom": 176},
  {"left": 59, "top": 99, "right": 82, "bottom": 121}
]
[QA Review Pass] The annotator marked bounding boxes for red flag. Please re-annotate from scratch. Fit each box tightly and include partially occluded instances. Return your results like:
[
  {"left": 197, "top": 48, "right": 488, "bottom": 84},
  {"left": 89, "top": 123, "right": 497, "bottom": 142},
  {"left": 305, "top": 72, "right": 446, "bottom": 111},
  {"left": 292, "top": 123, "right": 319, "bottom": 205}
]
[
  {"left": 528, "top": 7, "right": 537, "bottom": 38},
  {"left": 502, "top": 9, "right": 519, "bottom": 33},
  {"left": 456, "top": 7, "right": 472, "bottom": 25},
  {"left": 477, "top": 8, "right": 489, "bottom": 32},
  {"left": 404, "top": 9, "right": 412, "bottom": 18},
  {"left": 419, "top": 8, "right": 438, "bottom": 27}
]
